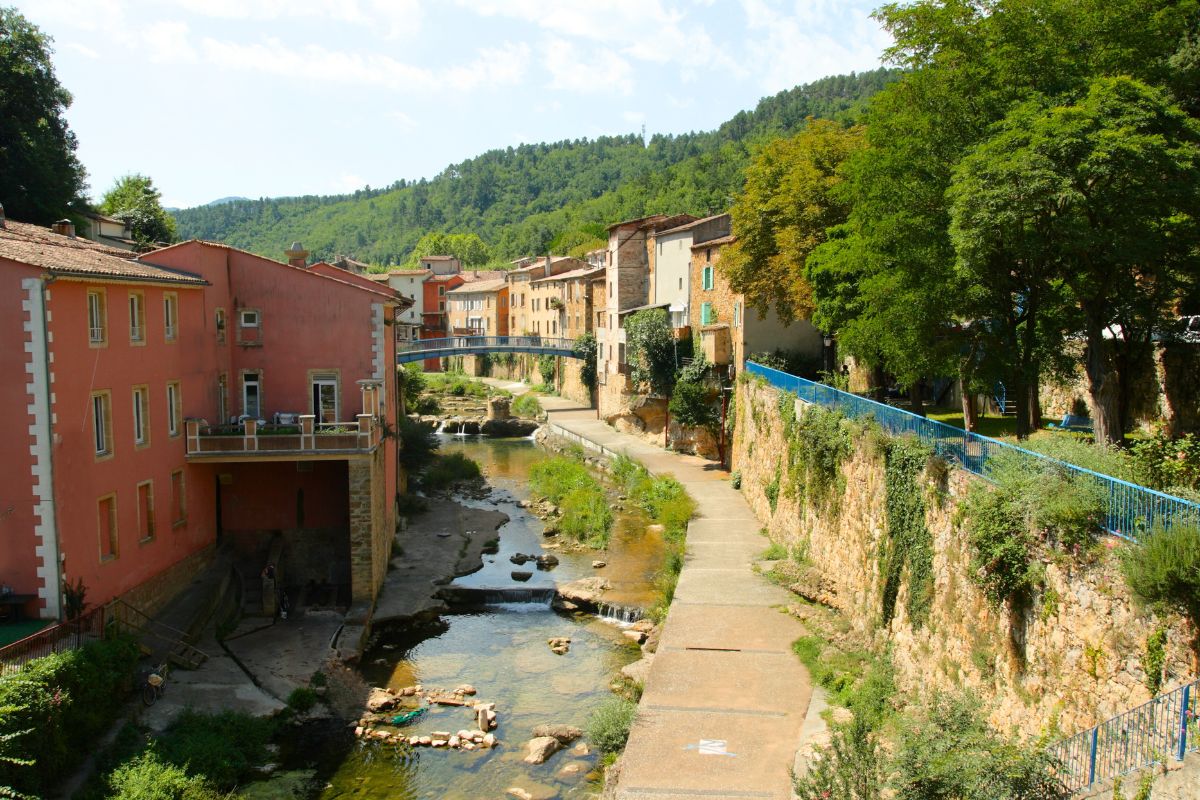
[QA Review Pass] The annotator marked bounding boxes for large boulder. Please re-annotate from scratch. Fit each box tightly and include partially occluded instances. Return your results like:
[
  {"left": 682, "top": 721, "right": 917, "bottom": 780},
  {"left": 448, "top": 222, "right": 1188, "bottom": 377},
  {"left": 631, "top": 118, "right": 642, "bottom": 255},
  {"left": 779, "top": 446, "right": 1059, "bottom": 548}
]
[
  {"left": 553, "top": 577, "right": 611, "bottom": 612},
  {"left": 531, "top": 724, "right": 583, "bottom": 745},
  {"left": 522, "top": 736, "right": 563, "bottom": 764},
  {"left": 365, "top": 688, "right": 398, "bottom": 713}
]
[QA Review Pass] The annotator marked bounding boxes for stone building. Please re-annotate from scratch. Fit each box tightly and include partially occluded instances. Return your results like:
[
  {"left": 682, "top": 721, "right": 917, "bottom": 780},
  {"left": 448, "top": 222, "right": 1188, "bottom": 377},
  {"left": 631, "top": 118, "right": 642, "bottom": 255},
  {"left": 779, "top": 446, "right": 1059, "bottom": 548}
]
[
  {"left": 528, "top": 265, "right": 604, "bottom": 339},
  {"left": 688, "top": 217, "right": 823, "bottom": 370},
  {"left": 447, "top": 278, "right": 509, "bottom": 335},
  {"left": 505, "top": 256, "right": 588, "bottom": 335}
]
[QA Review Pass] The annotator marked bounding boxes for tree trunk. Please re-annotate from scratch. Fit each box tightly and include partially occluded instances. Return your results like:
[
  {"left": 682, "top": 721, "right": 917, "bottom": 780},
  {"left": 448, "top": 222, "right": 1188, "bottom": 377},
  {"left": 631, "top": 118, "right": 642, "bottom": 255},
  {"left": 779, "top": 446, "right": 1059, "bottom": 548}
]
[
  {"left": 1025, "top": 381, "right": 1042, "bottom": 433},
  {"left": 910, "top": 380, "right": 926, "bottom": 418},
  {"left": 958, "top": 362, "right": 978, "bottom": 432},
  {"left": 1084, "top": 321, "right": 1122, "bottom": 445},
  {"left": 1013, "top": 372, "right": 1031, "bottom": 439},
  {"left": 872, "top": 364, "right": 887, "bottom": 403}
]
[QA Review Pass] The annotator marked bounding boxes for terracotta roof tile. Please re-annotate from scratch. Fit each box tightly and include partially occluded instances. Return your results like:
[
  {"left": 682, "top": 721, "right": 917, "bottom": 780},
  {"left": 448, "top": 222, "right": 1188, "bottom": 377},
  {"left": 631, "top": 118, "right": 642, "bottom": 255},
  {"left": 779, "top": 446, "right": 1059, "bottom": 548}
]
[
  {"left": 531, "top": 266, "right": 605, "bottom": 284},
  {"left": 0, "top": 221, "right": 205, "bottom": 286},
  {"left": 447, "top": 278, "right": 507, "bottom": 294}
]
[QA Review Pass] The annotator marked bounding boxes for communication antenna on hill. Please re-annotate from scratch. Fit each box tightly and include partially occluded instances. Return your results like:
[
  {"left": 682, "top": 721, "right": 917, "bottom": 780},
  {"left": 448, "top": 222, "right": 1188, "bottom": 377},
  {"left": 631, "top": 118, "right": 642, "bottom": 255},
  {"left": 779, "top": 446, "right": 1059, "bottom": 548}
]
[{"left": 641, "top": 124, "right": 646, "bottom": 146}]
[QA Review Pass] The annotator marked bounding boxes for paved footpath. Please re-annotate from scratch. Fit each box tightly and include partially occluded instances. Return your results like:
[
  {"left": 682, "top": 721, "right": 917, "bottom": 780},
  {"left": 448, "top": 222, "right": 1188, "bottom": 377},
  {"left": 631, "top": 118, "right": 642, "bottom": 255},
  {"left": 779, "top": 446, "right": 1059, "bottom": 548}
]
[{"left": 511, "top": 388, "right": 813, "bottom": 800}]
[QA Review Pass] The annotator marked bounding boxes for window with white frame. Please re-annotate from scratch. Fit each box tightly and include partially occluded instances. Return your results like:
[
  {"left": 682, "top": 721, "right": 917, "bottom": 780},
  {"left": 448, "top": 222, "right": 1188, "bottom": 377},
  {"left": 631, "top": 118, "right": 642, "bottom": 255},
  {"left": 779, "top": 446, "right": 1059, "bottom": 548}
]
[
  {"left": 163, "top": 293, "right": 178, "bottom": 341},
  {"left": 240, "top": 309, "right": 259, "bottom": 328},
  {"left": 87, "top": 289, "right": 106, "bottom": 344},
  {"left": 167, "top": 382, "right": 181, "bottom": 437},
  {"left": 92, "top": 392, "right": 112, "bottom": 457},
  {"left": 128, "top": 292, "right": 145, "bottom": 343},
  {"left": 132, "top": 386, "right": 149, "bottom": 446},
  {"left": 243, "top": 372, "right": 261, "bottom": 419}
]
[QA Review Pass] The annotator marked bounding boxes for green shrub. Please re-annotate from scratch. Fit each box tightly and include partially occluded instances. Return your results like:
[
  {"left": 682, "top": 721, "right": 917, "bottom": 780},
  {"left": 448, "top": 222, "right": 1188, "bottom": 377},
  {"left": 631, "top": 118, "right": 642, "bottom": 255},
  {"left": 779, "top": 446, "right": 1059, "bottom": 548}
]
[
  {"left": 891, "top": 693, "right": 1063, "bottom": 800},
  {"left": 397, "top": 415, "right": 439, "bottom": 471},
  {"left": 880, "top": 437, "right": 935, "bottom": 628},
  {"left": 421, "top": 452, "right": 482, "bottom": 489},
  {"left": 730, "top": 470, "right": 742, "bottom": 490},
  {"left": 529, "top": 455, "right": 596, "bottom": 504},
  {"left": 286, "top": 686, "right": 318, "bottom": 713},
  {"left": 1131, "top": 432, "right": 1200, "bottom": 494},
  {"left": 559, "top": 486, "right": 614, "bottom": 548},
  {"left": 511, "top": 393, "right": 543, "bottom": 418},
  {"left": 987, "top": 447, "right": 1107, "bottom": 551},
  {"left": 761, "top": 542, "right": 788, "bottom": 560},
  {"left": 779, "top": 400, "right": 853, "bottom": 511},
  {"left": 792, "top": 637, "right": 894, "bottom": 727},
  {"left": 586, "top": 697, "right": 638, "bottom": 755},
  {"left": 537, "top": 354, "right": 557, "bottom": 386},
  {"left": 155, "top": 710, "right": 275, "bottom": 791},
  {"left": 104, "top": 751, "right": 222, "bottom": 800},
  {"left": 960, "top": 485, "right": 1039, "bottom": 609},
  {"left": 1142, "top": 626, "right": 1168, "bottom": 695},
  {"left": 793, "top": 716, "right": 885, "bottom": 800},
  {"left": 1121, "top": 524, "right": 1200, "bottom": 663},
  {"left": 0, "top": 635, "right": 139, "bottom": 795}
]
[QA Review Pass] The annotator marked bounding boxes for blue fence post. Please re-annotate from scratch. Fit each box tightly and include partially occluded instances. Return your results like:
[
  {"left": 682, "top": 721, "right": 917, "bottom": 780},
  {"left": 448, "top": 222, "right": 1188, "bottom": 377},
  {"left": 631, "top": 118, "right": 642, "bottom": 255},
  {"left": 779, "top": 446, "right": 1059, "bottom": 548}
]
[
  {"left": 1088, "top": 727, "right": 1099, "bottom": 786},
  {"left": 1178, "top": 684, "right": 1191, "bottom": 761}
]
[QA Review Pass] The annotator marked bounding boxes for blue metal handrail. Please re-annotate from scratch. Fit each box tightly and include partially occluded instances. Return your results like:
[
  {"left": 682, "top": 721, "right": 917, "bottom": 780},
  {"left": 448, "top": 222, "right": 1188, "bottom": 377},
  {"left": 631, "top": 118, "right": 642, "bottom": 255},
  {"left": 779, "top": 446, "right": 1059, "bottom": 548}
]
[
  {"left": 396, "top": 336, "right": 581, "bottom": 364},
  {"left": 745, "top": 361, "right": 1200, "bottom": 541},
  {"left": 1046, "top": 679, "right": 1197, "bottom": 791}
]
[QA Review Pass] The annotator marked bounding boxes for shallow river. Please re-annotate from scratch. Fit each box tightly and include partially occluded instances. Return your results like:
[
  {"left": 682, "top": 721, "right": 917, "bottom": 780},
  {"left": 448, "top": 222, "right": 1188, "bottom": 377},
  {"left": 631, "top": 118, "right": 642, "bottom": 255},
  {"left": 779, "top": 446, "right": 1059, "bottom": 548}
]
[{"left": 319, "top": 435, "right": 664, "bottom": 799}]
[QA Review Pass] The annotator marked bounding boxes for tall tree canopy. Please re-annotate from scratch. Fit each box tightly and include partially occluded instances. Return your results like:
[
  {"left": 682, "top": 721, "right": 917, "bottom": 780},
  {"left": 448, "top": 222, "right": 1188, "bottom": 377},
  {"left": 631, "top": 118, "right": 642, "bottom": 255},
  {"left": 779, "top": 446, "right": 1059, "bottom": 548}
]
[
  {"left": 801, "top": 0, "right": 1200, "bottom": 437},
  {"left": 100, "top": 174, "right": 178, "bottom": 245},
  {"left": 720, "top": 119, "right": 865, "bottom": 324},
  {"left": 403, "top": 231, "right": 493, "bottom": 269},
  {"left": 0, "top": 6, "right": 88, "bottom": 224}
]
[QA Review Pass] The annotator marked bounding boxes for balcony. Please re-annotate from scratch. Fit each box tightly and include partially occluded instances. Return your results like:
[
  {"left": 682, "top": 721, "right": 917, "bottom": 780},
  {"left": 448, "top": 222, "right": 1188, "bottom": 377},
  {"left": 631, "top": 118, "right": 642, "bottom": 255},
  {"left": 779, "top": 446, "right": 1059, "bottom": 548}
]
[{"left": 185, "top": 414, "right": 382, "bottom": 460}]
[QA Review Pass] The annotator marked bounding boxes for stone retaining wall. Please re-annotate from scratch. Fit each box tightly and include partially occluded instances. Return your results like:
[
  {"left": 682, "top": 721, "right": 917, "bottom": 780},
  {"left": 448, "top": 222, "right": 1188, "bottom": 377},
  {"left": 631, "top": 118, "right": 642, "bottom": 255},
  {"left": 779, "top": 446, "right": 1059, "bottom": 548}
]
[{"left": 733, "top": 377, "right": 1194, "bottom": 739}]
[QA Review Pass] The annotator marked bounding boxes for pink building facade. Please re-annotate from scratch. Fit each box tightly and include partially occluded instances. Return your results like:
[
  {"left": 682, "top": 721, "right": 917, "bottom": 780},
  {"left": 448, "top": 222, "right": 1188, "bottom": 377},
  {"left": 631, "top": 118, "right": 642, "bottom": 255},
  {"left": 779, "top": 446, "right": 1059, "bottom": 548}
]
[{"left": 0, "top": 220, "right": 401, "bottom": 621}]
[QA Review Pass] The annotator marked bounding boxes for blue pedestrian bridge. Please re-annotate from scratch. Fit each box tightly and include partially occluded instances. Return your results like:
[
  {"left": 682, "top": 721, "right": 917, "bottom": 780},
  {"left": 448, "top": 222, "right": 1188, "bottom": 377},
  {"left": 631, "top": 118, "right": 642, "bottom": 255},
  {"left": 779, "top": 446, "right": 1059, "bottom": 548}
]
[{"left": 396, "top": 335, "right": 581, "bottom": 364}]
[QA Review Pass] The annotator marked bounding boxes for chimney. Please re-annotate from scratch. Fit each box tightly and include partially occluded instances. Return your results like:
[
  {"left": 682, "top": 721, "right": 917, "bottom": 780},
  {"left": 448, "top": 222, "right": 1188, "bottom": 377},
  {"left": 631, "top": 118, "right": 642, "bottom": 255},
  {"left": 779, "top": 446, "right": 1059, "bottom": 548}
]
[
  {"left": 0, "top": 202, "right": 5, "bottom": 229},
  {"left": 285, "top": 241, "right": 309, "bottom": 268},
  {"left": 51, "top": 219, "right": 75, "bottom": 238},
  {"left": 544, "top": 254, "right": 552, "bottom": 278}
]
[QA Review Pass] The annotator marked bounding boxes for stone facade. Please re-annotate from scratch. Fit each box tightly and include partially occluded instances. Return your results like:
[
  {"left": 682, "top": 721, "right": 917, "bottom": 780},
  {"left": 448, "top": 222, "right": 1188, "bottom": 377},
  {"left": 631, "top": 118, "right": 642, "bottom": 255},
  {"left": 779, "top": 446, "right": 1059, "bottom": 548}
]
[
  {"left": 446, "top": 280, "right": 508, "bottom": 336},
  {"left": 348, "top": 447, "right": 391, "bottom": 603},
  {"left": 733, "top": 377, "right": 1194, "bottom": 740}
]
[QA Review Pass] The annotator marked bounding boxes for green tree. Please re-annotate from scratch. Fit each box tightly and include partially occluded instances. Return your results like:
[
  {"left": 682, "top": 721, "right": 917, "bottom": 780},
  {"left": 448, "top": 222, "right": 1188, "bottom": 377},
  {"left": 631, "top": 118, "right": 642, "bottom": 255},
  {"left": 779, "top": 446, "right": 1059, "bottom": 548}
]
[
  {"left": 623, "top": 309, "right": 677, "bottom": 397},
  {"left": 0, "top": 7, "right": 88, "bottom": 224},
  {"left": 100, "top": 174, "right": 178, "bottom": 244},
  {"left": 951, "top": 78, "right": 1200, "bottom": 444},
  {"left": 722, "top": 119, "right": 865, "bottom": 324},
  {"left": 404, "top": 231, "right": 493, "bottom": 268}
]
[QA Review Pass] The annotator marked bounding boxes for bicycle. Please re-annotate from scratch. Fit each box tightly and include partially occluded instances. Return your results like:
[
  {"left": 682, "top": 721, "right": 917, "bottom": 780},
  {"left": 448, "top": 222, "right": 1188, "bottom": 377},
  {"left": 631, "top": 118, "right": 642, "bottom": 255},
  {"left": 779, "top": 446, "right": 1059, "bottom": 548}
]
[{"left": 142, "top": 661, "right": 169, "bottom": 706}]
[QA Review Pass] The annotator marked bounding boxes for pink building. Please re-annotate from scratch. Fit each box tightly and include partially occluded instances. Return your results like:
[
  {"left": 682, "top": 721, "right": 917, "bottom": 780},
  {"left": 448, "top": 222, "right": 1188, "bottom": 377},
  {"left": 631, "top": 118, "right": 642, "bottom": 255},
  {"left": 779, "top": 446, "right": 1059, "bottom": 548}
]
[{"left": 0, "top": 216, "right": 403, "bottom": 622}]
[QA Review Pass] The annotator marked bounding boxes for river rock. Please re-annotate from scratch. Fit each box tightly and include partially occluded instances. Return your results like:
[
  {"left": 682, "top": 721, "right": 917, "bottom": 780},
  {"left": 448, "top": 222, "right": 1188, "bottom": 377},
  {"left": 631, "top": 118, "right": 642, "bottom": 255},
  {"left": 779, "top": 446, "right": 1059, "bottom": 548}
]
[
  {"left": 536, "top": 554, "right": 559, "bottom": 569},
  {"left": 523, "top": 736, "right": 563, "bottom": 764},
  {"left": 554, "top": 577, "right": 611, "bottom": 611},
  {"left": 623, "top": 630, "right": 647, "bottom": 644},
  {"left": 647, "top": 523, "right": 665, "bottom": 534},
  {"left": 484, "top": 732, "right": 496, "bottom": 748},
  {"left": 454, "top": 684, "right": 477, "bottom": 696},
  {"left": 510, "top": 554, "right": 533, "bottom": 565},
  {"left": 592, "top": 560, "right": 606, "bottom": 568},
  {"left": 448, "top": 735, "right": 460, "bottom": 748},
  {"left": 559, "top": 762, "right": 587, "bottom": 778},
  {"left": 631, "top": 619, "right": 655, "bottom": 633},
  {"left": 621, "top": 654, "right": 654, "bottom": 684},
  {"left": 511, "top": 570, "right": 533, "bottom": 582},
  {"left": 531, "top": 724, "right": 583, "bottom": 744},
  {"left": 366, "top": 688, "right": 398, "bottom": 712},
  {"left": 572, "top": 741, "right": 591, "bottom": 756}
]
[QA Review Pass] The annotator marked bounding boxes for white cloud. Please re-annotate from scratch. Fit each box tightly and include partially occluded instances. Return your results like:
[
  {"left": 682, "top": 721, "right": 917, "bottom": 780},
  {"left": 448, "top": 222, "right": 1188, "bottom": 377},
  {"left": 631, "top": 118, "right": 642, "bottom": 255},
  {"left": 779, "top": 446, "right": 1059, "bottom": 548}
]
[
  {"left": 622, "top": 110, "right": 645, "bottom": 125},
  {"left": 165, "top": 0, "right": 423, "bottom": 38},
  {"left": 62, "top": 42, "right": 101, "bottom": 58},
  {"left": 444, "top": 42, "right": 530, "bottom": 91},
  {"left": 739, "top": 0, "right": 888, "bottom": 92},
  {"left": 202, "top": 37, "right": 432, "bottom": 89},
  {"left": 544, "top": 37, "right": 633, "bottom": 94},
  {"left": 388, "top": 110, "right": 416, "bottom": 130},
  {"left": 141, "top": 21, "right": 197, "bottom": 64},
  {"left": 333, "top": 172, "right": 366, "bottom": 192}
]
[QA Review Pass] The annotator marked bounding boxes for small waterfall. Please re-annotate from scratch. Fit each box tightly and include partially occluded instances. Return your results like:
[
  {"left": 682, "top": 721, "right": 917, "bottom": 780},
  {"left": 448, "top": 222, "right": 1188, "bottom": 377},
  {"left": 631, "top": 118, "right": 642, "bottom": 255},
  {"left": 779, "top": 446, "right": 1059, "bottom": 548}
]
[
  {"left": 596, "top": 602, "right": 645, "bottom": 625},
  {"left": 438, "top": 586, "right": 556, "bottom": 607},
  {"left": 434, "top": 419, "right": 447, "bottom": 434}
]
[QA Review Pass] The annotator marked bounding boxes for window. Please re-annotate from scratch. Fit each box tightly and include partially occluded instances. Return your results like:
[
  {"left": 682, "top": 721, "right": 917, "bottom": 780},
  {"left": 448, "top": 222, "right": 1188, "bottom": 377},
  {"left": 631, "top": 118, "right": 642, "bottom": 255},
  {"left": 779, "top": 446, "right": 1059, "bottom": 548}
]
[
  {"left": 137, "top": 481, "right": 155, "bottom": 542},
  {"left": 734, "top": 302, "right": 742, "bottom": 329},
  {"left": 438, "top": 285, "right": 446, "bottom": 296},
  {"left": 98, "top": 494, "right": 118, "bottom": 560},
  {"left": 215, "top": 308, "right": 226, "bottom": 343},
  {"left": 167, "top": 382, "right": 181, "bottom": 437},
  {"left": 92, "top": 391, "right": 112, "bottom": 457},
  {"left": 702, "top": 266, "right": 714, "bottom": 291},
  {"left": 132, "top": 386, "right": 149, "bottom": 446},
  {"left": 311, "top": 373, "right": 338, "bottom": 423},
  {"left": 439, "top": 301, "right": 445, "bottom": 312},
  {"left": 609, "top": 282, "right": 613, "bottom": 298},
  {"left": 239, "top": 309, "right": 259, "bottom": 328},
  {"left": 242, "top": 373, "right": 261, "bottom": 419},
  {"left": 163, "top": 293, "right": 178, "bottom": 341},
  {"left": 701, "top": 302, "right": 715, "bottom": 325},
  {"left": 706, "top": 248, "right": 712, "bottom": 263},
  {"left": 170, "top": 470, "right": 187, "bottom": 526},
  {"left": 678, "top": 277, "right": 683, "bottom": 291},
  {"left": 128, "top": 291, "right": 145, "bottom": 343},
  {"left": 87, "top": 289, "right": 107, "bottom": 345}
]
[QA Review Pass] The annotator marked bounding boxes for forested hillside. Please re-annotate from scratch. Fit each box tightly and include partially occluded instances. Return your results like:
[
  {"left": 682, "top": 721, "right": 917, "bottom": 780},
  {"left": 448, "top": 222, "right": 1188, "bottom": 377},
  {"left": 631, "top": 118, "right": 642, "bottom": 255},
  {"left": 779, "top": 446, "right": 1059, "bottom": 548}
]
[{"left": 173, "top": 69, "right": 898, "bottom": 266}]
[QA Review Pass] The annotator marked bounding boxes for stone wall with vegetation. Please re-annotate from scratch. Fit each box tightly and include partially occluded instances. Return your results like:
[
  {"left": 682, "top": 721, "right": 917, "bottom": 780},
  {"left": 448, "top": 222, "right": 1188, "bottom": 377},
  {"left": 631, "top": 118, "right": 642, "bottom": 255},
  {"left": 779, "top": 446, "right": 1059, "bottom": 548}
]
[{"left": 733, "top": 376, "right": 1193, "bottom": 740}]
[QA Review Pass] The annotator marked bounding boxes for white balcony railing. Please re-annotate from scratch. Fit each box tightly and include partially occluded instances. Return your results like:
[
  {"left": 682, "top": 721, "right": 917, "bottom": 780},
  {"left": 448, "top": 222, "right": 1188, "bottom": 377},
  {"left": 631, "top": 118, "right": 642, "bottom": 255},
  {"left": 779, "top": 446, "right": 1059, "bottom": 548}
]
[{"left": 185, "top": 414, "right": 381, "bottom": 457}]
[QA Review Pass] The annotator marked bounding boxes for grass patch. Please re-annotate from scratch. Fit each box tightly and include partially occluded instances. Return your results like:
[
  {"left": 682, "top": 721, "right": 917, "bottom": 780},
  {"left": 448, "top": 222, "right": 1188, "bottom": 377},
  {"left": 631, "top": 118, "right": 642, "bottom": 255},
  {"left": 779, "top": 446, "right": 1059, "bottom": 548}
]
[
  {"left": 530, "top": 454, "right": 612, "bottom": 547},
  {"left": 586, "top": 697, "right": 638, "bottom": 755},
  {"left": 761, "top": 541, "right": 788, "bottom": 560},
  {"left": 610, "top": 454, "right": 696, "bottom": 541},
  {"left": 286, "top": 686, "right": 318, "bottom": 713},
  {"left": 422, "top": 372, "right": 509, "bottom": 399},
  {"left": 511, "top": 393, "right": 543, "bottom": 418},
  {"left": 792, "top": 635, "right": 895, "bottom": 728},
  {"left": 421, "top": 452, "right": 482, "bottom": 490}
]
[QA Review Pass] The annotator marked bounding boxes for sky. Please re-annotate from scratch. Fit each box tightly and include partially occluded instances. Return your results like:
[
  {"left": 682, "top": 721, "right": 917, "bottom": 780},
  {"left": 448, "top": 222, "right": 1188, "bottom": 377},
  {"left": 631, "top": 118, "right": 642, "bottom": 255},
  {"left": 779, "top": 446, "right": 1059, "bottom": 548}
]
[{"left": 15, "top": 0, "right": 891, "bottom": 209}]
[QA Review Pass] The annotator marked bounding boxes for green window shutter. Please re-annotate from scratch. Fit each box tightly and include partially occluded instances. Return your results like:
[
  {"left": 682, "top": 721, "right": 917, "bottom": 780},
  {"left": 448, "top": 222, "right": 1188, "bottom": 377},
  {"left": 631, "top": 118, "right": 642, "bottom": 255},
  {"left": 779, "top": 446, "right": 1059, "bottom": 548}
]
[
  {"left": 701, "top": 302, "right": 713, "bottom": 325},
  {"left": 703, "top": 266, "right": 713, "bottom": 291}
]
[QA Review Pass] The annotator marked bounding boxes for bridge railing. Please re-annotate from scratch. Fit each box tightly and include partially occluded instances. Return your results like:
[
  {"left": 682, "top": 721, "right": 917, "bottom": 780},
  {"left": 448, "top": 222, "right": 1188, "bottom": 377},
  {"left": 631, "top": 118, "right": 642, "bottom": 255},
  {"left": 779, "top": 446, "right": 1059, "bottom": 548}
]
[
  {"left": 744, "top": 361, "right": 1200, "bottom": 541},
  {"left": 1046, "top": 679, "right": 1197, "bottom": 791},
  {"left": 397, "top": 336, "right": 578, "bottom": 356}
]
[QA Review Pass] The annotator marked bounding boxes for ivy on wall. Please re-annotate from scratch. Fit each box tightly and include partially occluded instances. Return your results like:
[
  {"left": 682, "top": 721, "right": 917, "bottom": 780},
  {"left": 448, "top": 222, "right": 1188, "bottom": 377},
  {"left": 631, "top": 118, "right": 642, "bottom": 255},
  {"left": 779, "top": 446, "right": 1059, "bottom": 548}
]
[
  {"left": 879, "top": 436, "right": 935, "bottom": 628},
  {"left": 778, "top": 392, "right": 853, "bottom": 513}
]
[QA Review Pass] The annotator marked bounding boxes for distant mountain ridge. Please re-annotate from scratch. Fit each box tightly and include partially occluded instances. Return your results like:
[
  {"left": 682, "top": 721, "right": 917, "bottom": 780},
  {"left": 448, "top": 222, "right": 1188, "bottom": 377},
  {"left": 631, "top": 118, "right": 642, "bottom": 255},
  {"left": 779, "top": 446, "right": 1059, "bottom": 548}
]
[
  {"left": 173, "top": 69, "right": 899, "bottom": 266},
  {"left": 205, "top": 196, "right": 250, "bottom": 206}
]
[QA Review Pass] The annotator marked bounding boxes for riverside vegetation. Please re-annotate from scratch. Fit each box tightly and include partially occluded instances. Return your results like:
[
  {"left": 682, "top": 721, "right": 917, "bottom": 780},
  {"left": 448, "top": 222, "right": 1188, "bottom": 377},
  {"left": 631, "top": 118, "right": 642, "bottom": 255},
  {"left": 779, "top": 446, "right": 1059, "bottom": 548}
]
[{"left": 740, "top": 376, "right": 1200, "bottom": 797}]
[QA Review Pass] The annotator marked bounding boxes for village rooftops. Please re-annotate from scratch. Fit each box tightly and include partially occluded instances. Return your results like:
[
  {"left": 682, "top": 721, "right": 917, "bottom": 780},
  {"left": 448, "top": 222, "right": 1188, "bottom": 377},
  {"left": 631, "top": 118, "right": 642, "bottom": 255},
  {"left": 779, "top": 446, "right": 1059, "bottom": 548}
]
[
  {"left": 530, "top": 265, "right": 605, "bottom": 284},
  {"left": 446, "top": 278, "right": 507, "bottom": 294},
  {"left": 606, "top": 213, "right": 697, "bottom": 232},
  {"left": 691, "top": 234, "right": 736, "bottom": 249},
  {"left": 420, "top": 254, "right": 458, "bottom": 261},
  {"left": 657, "top": 213, "right": 732, "bottom": 236},
  {"left": 618, "top": 302, "right": 671, "bottom": 316},
  {"left": 0, "top": 220, "right": 207, "bottom": 286}
]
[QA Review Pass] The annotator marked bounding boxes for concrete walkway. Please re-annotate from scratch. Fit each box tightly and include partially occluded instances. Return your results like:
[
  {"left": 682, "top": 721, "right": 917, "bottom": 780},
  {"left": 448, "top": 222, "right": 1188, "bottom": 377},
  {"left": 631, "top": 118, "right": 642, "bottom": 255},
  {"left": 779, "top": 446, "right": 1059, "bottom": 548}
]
[{"left": 528, "top": 391, "right": 812, "bottom": 800}]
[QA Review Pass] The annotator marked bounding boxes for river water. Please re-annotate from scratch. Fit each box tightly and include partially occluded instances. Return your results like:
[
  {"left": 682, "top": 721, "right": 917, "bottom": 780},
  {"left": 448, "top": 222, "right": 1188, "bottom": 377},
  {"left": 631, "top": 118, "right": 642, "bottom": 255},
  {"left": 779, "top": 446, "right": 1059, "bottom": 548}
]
[{"left": 318, "top": 435, "right": 665, "bottom": 799}]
